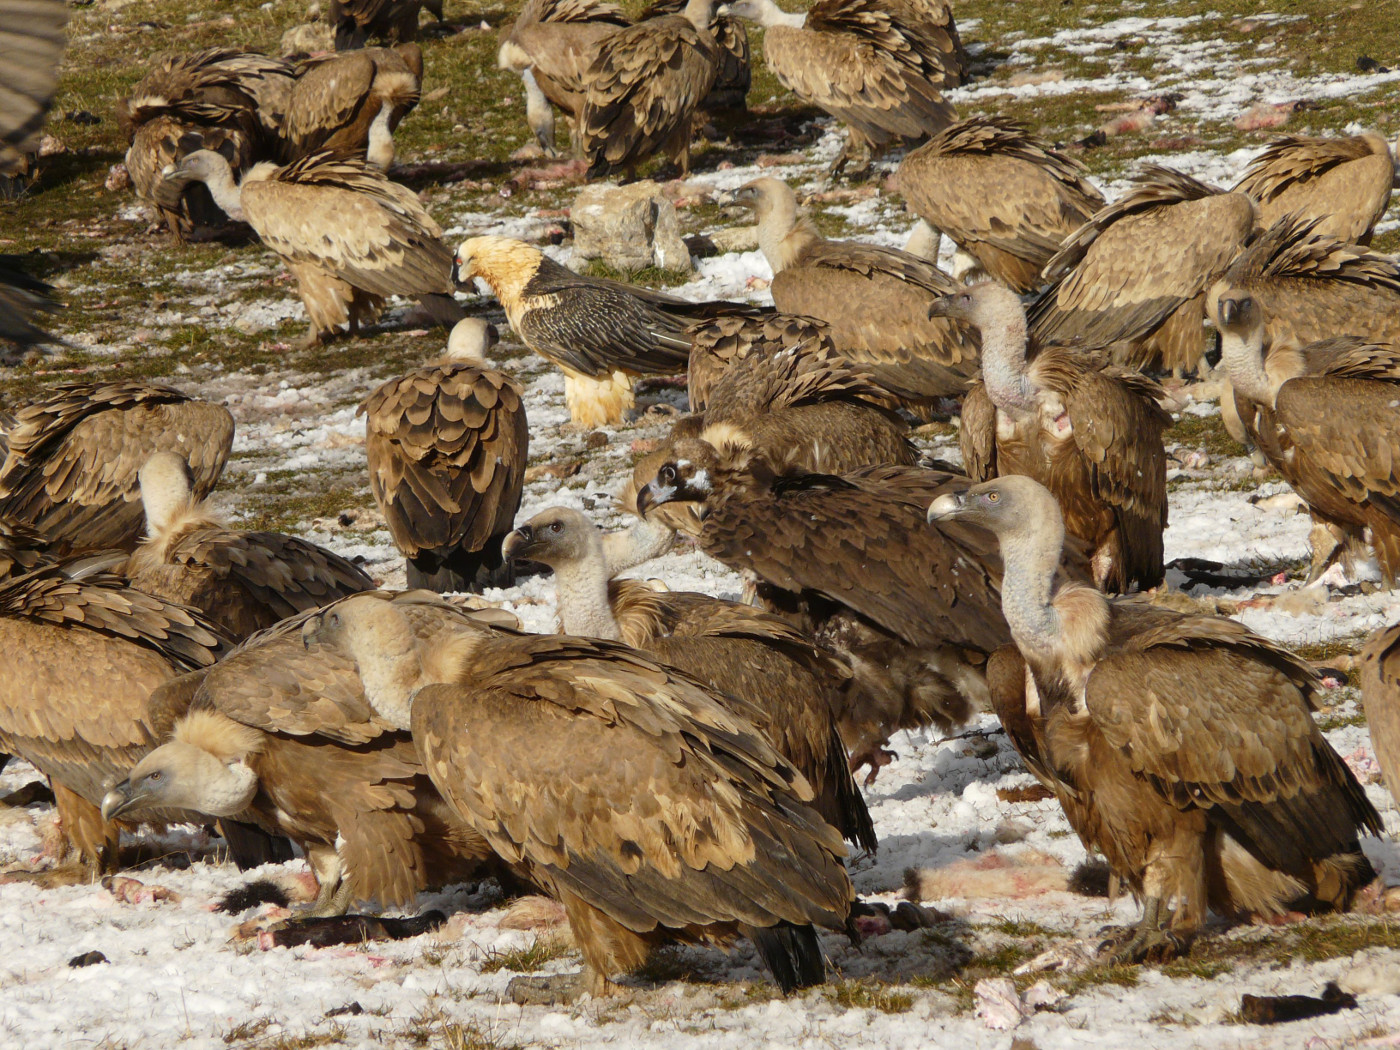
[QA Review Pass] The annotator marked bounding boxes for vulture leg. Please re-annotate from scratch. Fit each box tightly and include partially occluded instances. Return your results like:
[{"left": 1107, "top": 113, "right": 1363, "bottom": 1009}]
[
  {"left": 294, "top": 324, "right": 328, "bottom": 351},
  {"left": 217, "top": 819, "right": 296, "bottom": 872},
  {"left": 849, "top": 745, "right": 896, "bottom": 787},
  {"left": 406, "top": 533, "right": 515, "bottom": 594},
  {"left": 303, "top": 844, "right": 354, "bottom": 917},
  {"left": 52, "top": 782, "right": 120, "bottom": 874},
  {"left": 1098, "top": 896, "right": 1190, "bottom": 965},
  {"left": 829, "top": 131, "right": 873, "bottom": 181},
  {"left": 1304, "top": 521, "right": 1345, "bottom": 585}
]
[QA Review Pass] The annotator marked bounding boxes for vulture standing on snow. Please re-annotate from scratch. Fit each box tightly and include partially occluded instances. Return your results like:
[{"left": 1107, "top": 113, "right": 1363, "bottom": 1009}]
[
  {"left": 929, "top": 476, "right": 1381, "bottom": 962},
  {"left": 578, "top": 0, "right": 722, "bottom": 177},
  {"left": 305, "top": 595, "right": 855, "bottom": 1002},
  {"left": 636, "top": 446, "right": 1012, "bottom": 778},
  {"left": 104, "top": 596, "right": 512, "bottom": 915},
  {"left": 897, "top": 118, "right": 1106, "bottom": 292},
  {"left": 929, "top": 282, "right": 1169, "bottom": 593},
  {"left": 731, "top": 176, "right": 980, "bottom": 411},
  {"left": 360, "top": 318, "right": 528, "bottom": 591},
  {"left": 164, "top": 149, "right": 460, "bottom": 347},
  {"left": 280, "top": 44, "right": 422, "bottom": 169},
  {"left": 124, "top": 453, "right": 374, "bottom": 640},
  {"left": 504, "top": 506, "right": 877, "bottom": 853},
  {"left": 721, "top": 0, "right": 961, "bottom": 175},
  {"left": 328, "top": 0, "right": 441, "bottom": 49},
  {"left": 0, "top": 557, "right": 229, "bottom": 868},
  {"left": 0, "top": 380, "right": 234, "bottom": 552},
  {"left": 452, "top": 235, "right": 755, "bottom": 426},
  {"left": 1029, "top": 166, "right": 1255, "bottom": 375},
  {"left": 1361, "top": 621, "right": 1400, "bottom": 806},
  {"left": 1208, "top": 293, "right": 1400, "bottom": 586},
  {"left": 1232, "top": 132, "right": 1397, "bottom": 246}
]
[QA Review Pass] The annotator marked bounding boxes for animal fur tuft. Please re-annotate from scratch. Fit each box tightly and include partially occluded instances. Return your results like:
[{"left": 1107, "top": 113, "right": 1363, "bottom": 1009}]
[{"left": 215, "top": 878, "right": 290, "bottom": 914}]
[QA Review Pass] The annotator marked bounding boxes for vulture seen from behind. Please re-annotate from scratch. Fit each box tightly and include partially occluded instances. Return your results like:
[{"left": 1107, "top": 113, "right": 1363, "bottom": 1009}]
[
  {"left": 1360, "top": 621, "right": 1400, "bottom": 807},
  {"left": 280, "top": 44, "right": 423, "bottom": 169},
  {"left": 305, "top": 595, "right": 856, "bottom": 1002},
  {"left": 329, "top": 0, "right": 438, "bottom": 50},
  {"left": 643, "top": 0, "right": 751, "bottom": 111},
  {"left": 928, "top": 476, "right": 1381, "bottom": 962},
  {"left": 360, "top": 318, "right": 528, "bottom": 592}
]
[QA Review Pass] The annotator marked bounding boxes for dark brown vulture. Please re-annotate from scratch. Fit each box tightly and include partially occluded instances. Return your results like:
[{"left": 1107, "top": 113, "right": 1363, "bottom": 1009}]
[
  {"left": 1029, "top": 166, "right": 1255, "bottom": 375},
  {"left": 329, "top": 0, "right": 439, "bottom": 50},
  {"left": 281, "top": 44, "right": 422, "bottom": 169},
  {"left": 1361, "top": 621, "right": 1400, "bottom": 806},
  {"left": 928, "top": 476, "right": 1381, "bottom": 962},
  {"left": 635, "top": 444, "right": 1012, "bottom": 778},
  {"left": 0, "top": 557, "right": 229, "bottom": 869},
  {"left": 103, "top": 595, "right": 512, "bottom": 915},
  {"left": 0, "top": 380, "right": 234, "bottom": 553},
  {"left": 359, "top": 318, "right": 528, "bottom": 592},
  {"left": 124, "top": 453, "right": 374, "bottom": 640},
  {"left": 930, "top": 282, "right": 1169, "bottom": 593},
  {"left": 164, "top": 149, "right": 460, "bottom": 348},
  {"left": 721, "top": 0, "right": 961, "bottom": 175},
  {"left": 731, "top": 176, "right": 980, "bottom": 410},
  {"left": 578, "top": 0, "right": 720, "bottom": 177},
  {"left": 643, "top": 0, "right": 751, "bottom": 111},
  {"left": 452, "top": 234, "right": 757, "bottom": 426},
  {"left": 303, "top": 595, "right": 855, "bottom": 1001},
  {"left": 1233, "top": 132, "right": 1396, "bottom": 245},
  {"left": 686, "top": 312, "right": 835, "bottom": 414},
  {"left": 503, "top": 505, "right": 877, "bottom": 853},
  {"left": 897, "top": 117, "right": 1106, "bottom": 292},
  {"left": 1208, "top": 293, "right": 1400, "bottom": 586}
]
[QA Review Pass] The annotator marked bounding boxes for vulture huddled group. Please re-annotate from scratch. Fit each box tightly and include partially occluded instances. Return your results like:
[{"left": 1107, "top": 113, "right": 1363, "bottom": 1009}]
[{"left": 3, "top": 0, "right": 1400, "bottom": 1018}]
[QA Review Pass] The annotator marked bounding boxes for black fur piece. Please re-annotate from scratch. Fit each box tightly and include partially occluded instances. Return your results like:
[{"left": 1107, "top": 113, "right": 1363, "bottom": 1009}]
[
  {"left": 1068, "top": 859, "right": 1112, "bottom": 898},
  {"left": 216, "top": 879, "right": 291, "bottom": 915}
]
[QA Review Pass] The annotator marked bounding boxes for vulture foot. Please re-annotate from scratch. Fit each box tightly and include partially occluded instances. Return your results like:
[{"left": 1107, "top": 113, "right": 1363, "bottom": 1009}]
[
  {"left": 301, "top": 877, "right": 356, "bottom": 918},
  {"left": 1304, "top": 523, "right": 1345, "bottom": 585},
  {"left": 508, "top": 968, "right": 621, "bottom": 1005},
  {"left": 1097, "top": 899, "right": 1190, "bottom": 965},
  {"left": 850, "top": 747, "right": 897, "bottom": 786},
  {"left": 827, "top": 139, "right": 873, "bottom": 181}
]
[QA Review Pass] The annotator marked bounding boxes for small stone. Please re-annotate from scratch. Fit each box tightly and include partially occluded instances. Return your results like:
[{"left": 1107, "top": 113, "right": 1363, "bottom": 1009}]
[
  {"left": 584, "top": 431, "right": 608, "bottom": 449},
  {"left": 68, "top": 951, "right": 107, "bottom": 968},
  {"left": 708, "top": 225, "right": 759, "bottom": 253},
  {"left": 37, "top": 134, "right": 65, "bottom": 157},
  {"left": 571, "top": 181, "right": 692, "bottom": 273},
  {"left": 104, "top": 163, "right": 131, "bottom": 192}
]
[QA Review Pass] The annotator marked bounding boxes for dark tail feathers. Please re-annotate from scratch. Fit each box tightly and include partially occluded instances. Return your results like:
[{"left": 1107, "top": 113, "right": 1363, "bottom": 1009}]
[{"left": 744, "top": 921, "right": 826, "bottom": 994}]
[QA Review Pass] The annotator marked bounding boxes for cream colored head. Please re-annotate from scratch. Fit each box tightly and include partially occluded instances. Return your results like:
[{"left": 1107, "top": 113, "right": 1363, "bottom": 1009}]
[
  {"left": 445, "top": 318, "right": 499, "bottom": 364},
  {"left": 451, "top": 236, "right": 542, "bottom": 296},
  {"left": 927, "top": 281, "right": 1024, "bottom": 330},
  {"left": 301, "top": 595, "right": 424, "bottom": 731},
  {"left": 730, "top": 177, "right": 798, "bottom": 229},
  {"left": 139, "top": 451, "right": 195, "bottom": 535}
]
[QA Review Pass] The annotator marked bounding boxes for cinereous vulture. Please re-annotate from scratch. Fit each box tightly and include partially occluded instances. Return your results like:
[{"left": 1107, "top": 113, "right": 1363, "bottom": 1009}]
[
  {"left": 1360, "top": 621, "right": 1400, "bottom": 806},
  {"left": 1232, "top": 132, "right": 1396, "bottom": 245},
  {"left": 1208, "top": 293, "right": 1400, "bottom": 586},
  {"left": 104, "top": 596, "right": 514, "bottom": 915},
  {"left": 897, "top": 117, "right": 1106, "bottom": 292},
  {"left": 720, "top": 0, "right": 961, "bottom": 176},
  {"left": 0, "top": 380, "right": 234, "bottom": 552},
  {"left": 164, "top": 149, "right": 460, "bottom": 348},
  {"left": 281, "top": 44, "right": 423, "bottom": 169},
  {"left": 929, "top": 282, "right": 1169, "bottom": 593},
  {"left": 359, "top": 318, "right": 528, "bottom": 591},
  {"left": 1029, "top": 165, "right": 1255, "bottom": 375},
  {"left": 304, "top": 595, "right": 855, "bottom": 1002},
  {"left": 928, "top": 476, "right": 1381, "bottom": 962},
  {"left": 504, "top": 506, "right": 877, "bottom": 853},
  {"left": 125, "top": 452, "right": 374, "bottom": 640},
  {"left": 730, "top": 176, "right": 980, "bottom": 411}
]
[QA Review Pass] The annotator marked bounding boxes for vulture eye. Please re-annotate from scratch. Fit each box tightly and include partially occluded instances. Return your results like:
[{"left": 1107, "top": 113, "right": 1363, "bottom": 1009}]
[
  {"left": 986, "top": 492, "right": 1000, "bottom": 503},
  {"left": 549, "top": 522, "right": 563, "bottom": 534},
  {"left": 147, "top": 771, "right": 162, "bottom": 783},
  {"left": 659, "top": 465, "right": 677, "bottom": 484}
]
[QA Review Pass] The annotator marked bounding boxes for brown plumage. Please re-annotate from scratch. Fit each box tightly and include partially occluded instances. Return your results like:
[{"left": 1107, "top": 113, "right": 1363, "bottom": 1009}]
[
  {"left": 166, "top": 149, "right": 457, "bottom": 348},
  {"left": 686, "top": 313, "right": 834, "bottom": 413},
  {"left": 1029, "top": 166, "right": 1256, "bottom": 375},
  {"left": 643, "top": 0, "right": 750, "bottom": 110},
  {"left": 1210, "top": 292, "right": 1400, "bottom": 586},
  {"left": 0, "top": 0, "right": 67, "bottom": 180},
  {"left": 1361, "top": 622, "right": 1400, "bottom": 806},
  {"left": 305, "top": 595, "right": 854, "bottom": 1000},
  {"left": 931, "top": 282, "right": 1169, "bottom": 592},
  {"left": 0, "top": 515, "right": 50, "bottom": 580},
  {"left": 124, "top": 453, "right": 373, "bottom": 640},
  {"left": 1233, "top": 133, "right": 1395, "bottom": 245},
  {"left": 328, "top": 0, "right": 432, "bottom": 49},
  {"left": 636, "top": 445, "right": 1012, "bottom": 778},
  {"left": 360, "top": 318, "right": 528, "bottom": 592},
  {"left": 503, "top": 506, "right": 877, "bottom": 853},
  {"left": 898, "top": 118, "right": 1105, "bottom": 292},
  {"left": 103, "top": 596, "right": 509, "bottom": 914},
  {"left": 723, "top": 0, "right": 960, "bottom": 175},
  {"left": 733, "top": 176, "right": 980, "bottom": 409},
  {"left": 0, "top": 380, "right": 234, "bottom": 553},
  {"left": 281, "top": 44, "right": 422, "bottom": 169},
  {"left": 0, "top": 557, "right": 229, "bottom": 867},
  {"left": 929, "top": 477, "right": 1380, "bottom": 962}
]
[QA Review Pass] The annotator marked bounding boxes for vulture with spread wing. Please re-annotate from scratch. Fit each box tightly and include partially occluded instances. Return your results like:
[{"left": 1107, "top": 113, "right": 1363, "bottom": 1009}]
[{"left": 281, "top": 44, "right": 422, "bottom": 169}]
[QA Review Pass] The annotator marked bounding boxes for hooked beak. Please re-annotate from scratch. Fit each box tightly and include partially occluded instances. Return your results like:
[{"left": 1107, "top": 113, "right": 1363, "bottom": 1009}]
[
  {"left": 1216, "top": 297, "right": 1240, "bottom": 327},
  {"left": 927, "top": 295, "right": 953, "bottom": 320},
  {"left": 927, "top": 491, "right": 965, "bottom": 523},
  {"left": 450, "top": 255, "right": 471, "bottom": 290},
  {"left": 635, "top": 480, "right": 675, "bottom": 519},
  {"left": 501, "top": 525, "right": 533, "bottom": 560},
  {"left": 101, "top": 781, "right": 148, "bottom": 822},
  {"left": 301, "top": 612, "right": 323, "bottom": 651}
]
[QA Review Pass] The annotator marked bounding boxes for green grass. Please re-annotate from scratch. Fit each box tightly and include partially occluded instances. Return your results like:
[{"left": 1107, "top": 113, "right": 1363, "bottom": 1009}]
[
  {"left": 824, "top": 980, "right": 916, "bottom": 1014},
  {"left": 477, "top": 939, "right": 572, "bottom": 975}
]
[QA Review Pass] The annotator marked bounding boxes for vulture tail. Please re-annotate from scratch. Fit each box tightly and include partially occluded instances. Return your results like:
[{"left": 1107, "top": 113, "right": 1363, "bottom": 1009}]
[
  {"left": 823, "top": 725, "right": 878, "bottom": 854},
  {"left": 218, "top": 820, "right": 297, "bottom": 872},
  {"left": 743, "top": 921, "right": 826, "bottom": 994},
  {"left": 407, "top": 533, "right": 516, "bottom": 593}
]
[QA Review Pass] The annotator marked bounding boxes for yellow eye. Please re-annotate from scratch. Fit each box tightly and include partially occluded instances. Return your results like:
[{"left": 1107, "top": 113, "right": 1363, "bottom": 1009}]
[{"left": 987, "top": 492, "right": 1000, "bottom": 503}]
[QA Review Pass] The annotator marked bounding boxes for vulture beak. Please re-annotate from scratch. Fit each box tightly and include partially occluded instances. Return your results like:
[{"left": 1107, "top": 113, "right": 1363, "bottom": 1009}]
[
  {"left": 501, "top": 525, "right": 534, "bottom": 560},
  {"left": 301, "top": 612, "right": 323, "bottom": 651},
  {"left": 635, "top": 481, "right": 668, "bottom": 519},
  {"left": 1216, "top": 297, "right": 1240, "bottom": 327},
  {"left": 927, "top": 295, "right": 952, "bottom": 319},
  {"left": 101, "top": 780, "right": 146, "bottom": 822},
  {"left": 926, "top": 491, "right": 966, "bottom": 523}
]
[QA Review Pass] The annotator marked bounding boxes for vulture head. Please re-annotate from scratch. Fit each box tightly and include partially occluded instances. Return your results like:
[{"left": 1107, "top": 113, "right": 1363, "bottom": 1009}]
[
  {"left": 138, "top": 451, "right": 196, "bottom": 536},
  {"left": 1206, "top": 286, "right": 1274, "bottom": 406},
  {"left": 927, "top": 281, "right": 1023, "bottom": 327},
  {"left": 164, "top": 149, "right": 247, "bottom": 221},
  {"left": 633, "top": 438, "right": 726, "bottom": 524},
  {"left": 451, "top": 236, "right": 538, "bottom": 298},
  {"left": 927, "top": 475, "right": 1064, "bottom": 553},
  {"left": 101, "top": 710, "right": 262, "bottom": 822},
  {"left": 502, "top": 506, "right": 600, "bottom": 569},
  {"left": 727, "top": 176, "right": 796, "bottom": 227},
  {"left": 445, "top": 317, "right": 499, "bottom": 365},
  {"left": 718, "top": 0, "right": 793, "bottom": 29}
]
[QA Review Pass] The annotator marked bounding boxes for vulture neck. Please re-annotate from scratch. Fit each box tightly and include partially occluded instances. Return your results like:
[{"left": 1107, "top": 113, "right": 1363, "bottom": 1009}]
[
  {"left": 196, "top": 158, "right": 246, "bottom": 222},
  {"left": 551, "top": 535, "right": 622, "bottom": 641},
  {"left": 602, "top": 518, "right": 675, "bottom": 573},
  {"left": 978, "top": 299, "right": 1039, "bottom": 415},
  {"left": 747, "top": 0, "right": 805, "bottom": 27},
  {"left": 681, "top": 0, "right": 719, "bottom": 31},
  {"left": 1219, "top": 325, "right": 1276, "bottom": 407},
  {"left": 346, "top": 608, "right": 427, "bottom": 731},
  {"left": 365, "top": 106, "right": 396, "bottom": 171},
  {"left": 757, "top": 197, "right": 821, "bottom": 274},
  {"left": 999, "top": 515, "right": 1070, "bottom": 661}
]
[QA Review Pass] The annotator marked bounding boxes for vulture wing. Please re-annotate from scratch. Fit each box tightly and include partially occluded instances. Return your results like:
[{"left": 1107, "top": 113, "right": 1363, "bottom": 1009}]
[
  {"left": 0, "top": 0, "right": 67, "bottom": 176},
  {"left": 957, "top": 381, "right": 998, "bottom": 482},
  {"left": 282, "top": 51, "right": 378, "bottom": 158},
  {"left": 1360, "top": 622, "right": 1400, "bottom": 804},
  {"left": 1233, "top": 134, "right": 1394, "bottom": 245},
  {"left": 686, "top": 313, "right": 833, "bottom": 413}
]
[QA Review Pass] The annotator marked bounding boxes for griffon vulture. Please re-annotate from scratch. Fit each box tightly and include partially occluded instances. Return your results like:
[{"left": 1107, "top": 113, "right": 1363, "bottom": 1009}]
[
  {"left": 929, "top": 282, "right": 1169, "bottom": 592},
  {"left": 0, "top": 557, "right": 229, "bottom": 868},
  {"left": 103, "top": 596, "right": 511, "bottom": 915},
  {"left": 1233, "top": 132, "right": 1396, "bottom": 245},
  {"left": 1209, "top": 294, "right": 1400, "bottom": 585},
  {"left": 360, "top": 318, "right": 528, "bottom": 592},
  {"left": 897, "top": 118, "right": 1106, "bottom": 292},
  {"left": 0, "top": 515, "right": 49, "bottom": 580},
  {"left": 281, "top": 44, "right": 422, "bottom": 169},
  {"left": 730, "top": 176, "right": 980, "bottom": 410},
  {"left": 329, "top": 0, "right": 440, "bottom": 49},
  {"left": 451, "top": 234, "right": 756, "bottom": 426},
  {"left": 504, "top": 506, "right": 877, "bottom": 853},
  {"left": 125, "top": 453, "right": 374, "bottom": 640},
  {"left": 165, "top": 149, "right": 460, "bottom": 348},
  {"left": 1360, "top": 621, "right": 1400, "bottom": 805},
  {"left": 643, "top": 0, "right": 751, "bottom": 110},
  {"left": 304, "top": 595, "right": 855, "bottom": 1001},
  {"left": 635, "top": 445, "right": 1012, "bottom": 778},
  {"left": 0, "top": 380, "right": 234, "bottom": 552},
  {"left": 578, "top": 0, "right": 721, "bottom": 178},
  {"left": 720, "top": 0, "right": 960, "bottom": 175},
  {"left": 928, "top": 476, "right": 1381, "bottom": 961},
  {"left": 1029, "top": 166, "right": 1255, "bottom": 375},
  {"left": 686, "top": 312, "right": 833, "bottom": 413},
  {"left": 0, "top": 0, "right": 67, "bottom": 181}
]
